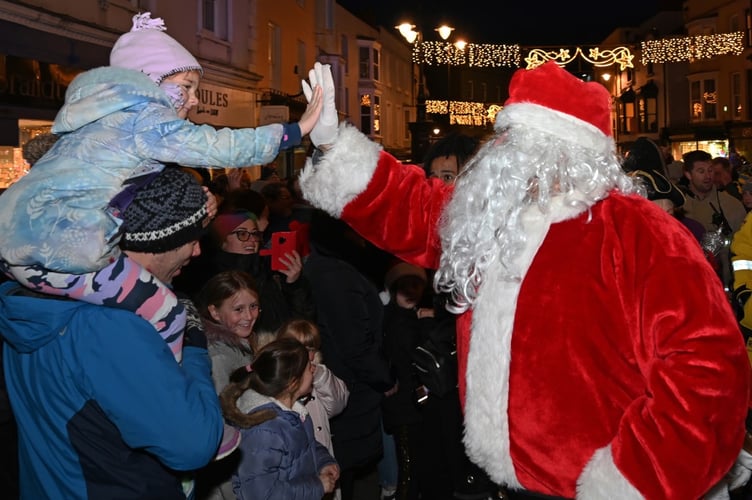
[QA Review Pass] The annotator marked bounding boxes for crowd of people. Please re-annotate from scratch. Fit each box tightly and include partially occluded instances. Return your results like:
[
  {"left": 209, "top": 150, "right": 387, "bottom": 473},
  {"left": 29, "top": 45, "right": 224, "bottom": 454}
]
[{"left": 1, "top": 11, "right": 752, "bottom": 500}]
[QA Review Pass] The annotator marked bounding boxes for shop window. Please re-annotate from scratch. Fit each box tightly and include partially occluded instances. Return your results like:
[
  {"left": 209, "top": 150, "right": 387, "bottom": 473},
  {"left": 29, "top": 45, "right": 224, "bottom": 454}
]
[{"left": 0, "top": 120, "right": 52, "bottom": 189}]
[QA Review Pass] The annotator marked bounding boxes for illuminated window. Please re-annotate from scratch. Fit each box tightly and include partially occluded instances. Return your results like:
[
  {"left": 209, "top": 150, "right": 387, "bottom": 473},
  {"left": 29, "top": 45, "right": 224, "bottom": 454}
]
[
  {"left": 690, "top": 77, "right": 717, "bottom": 121},
  {"left": 732, "top": 72, "right": 742, "bottom": 119},
  {"left": 360, "top": 93, "right": 371, "bottom": 134}
]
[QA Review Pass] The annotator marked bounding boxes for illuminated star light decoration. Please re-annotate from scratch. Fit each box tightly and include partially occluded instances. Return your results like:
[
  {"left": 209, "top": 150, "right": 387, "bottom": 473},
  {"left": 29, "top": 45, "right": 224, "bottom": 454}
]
[{"left": 524, "top": 46, "right": 634, "bottom": 70}]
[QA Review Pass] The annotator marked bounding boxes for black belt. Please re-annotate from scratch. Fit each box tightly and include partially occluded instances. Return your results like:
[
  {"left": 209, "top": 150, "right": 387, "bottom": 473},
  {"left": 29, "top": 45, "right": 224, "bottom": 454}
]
[{"left": 499, "top": 488, "right": 571, "bottom": 500}]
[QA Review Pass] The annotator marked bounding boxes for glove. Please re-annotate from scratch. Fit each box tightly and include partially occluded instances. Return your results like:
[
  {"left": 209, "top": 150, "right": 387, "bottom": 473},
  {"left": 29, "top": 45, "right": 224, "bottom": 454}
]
[
  {"left": 301, "top": 62, "right": 338, "bottom": 147},
  {"left": 728, "top": 448, "right": 752, "bottom": 491}
]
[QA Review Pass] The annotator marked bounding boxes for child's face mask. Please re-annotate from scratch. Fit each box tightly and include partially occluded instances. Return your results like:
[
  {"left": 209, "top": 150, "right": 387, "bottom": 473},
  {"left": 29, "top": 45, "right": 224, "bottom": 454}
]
[
  {"left": 159, "top": 82, "right": 187, "bottom": 112},
  {"left": 160, "top": 70, "right": 201, "bottom": 119}
]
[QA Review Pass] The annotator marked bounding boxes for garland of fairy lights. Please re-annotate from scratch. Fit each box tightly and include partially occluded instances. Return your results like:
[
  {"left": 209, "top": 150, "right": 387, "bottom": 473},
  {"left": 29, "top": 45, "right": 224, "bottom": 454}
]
[
  {"left": 413, "top": 32, "right": 744, "bottom": 124},
  {"left": 412, "top": 32, "right": 745, "bottom": 68},
  {"left": 640, "top": 31, "right": 744, "bottom": 64}
]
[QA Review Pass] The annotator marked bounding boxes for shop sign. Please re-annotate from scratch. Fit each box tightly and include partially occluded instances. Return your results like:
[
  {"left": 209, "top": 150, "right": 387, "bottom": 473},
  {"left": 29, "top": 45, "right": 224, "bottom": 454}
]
[
  {"left": 189, "top": 82, "right": 254, "bottom": 128},
  {"left": 0, "top": 55, "right": 78, "bottom": 109},
  {"left": 259, "top": 105, "right": 289, "bottom": 125}
]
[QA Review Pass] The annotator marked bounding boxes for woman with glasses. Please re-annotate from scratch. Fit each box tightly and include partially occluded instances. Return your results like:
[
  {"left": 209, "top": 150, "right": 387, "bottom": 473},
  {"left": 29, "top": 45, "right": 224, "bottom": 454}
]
[{"left": 208, "top": 211, "right": 315, "bottom": 336}]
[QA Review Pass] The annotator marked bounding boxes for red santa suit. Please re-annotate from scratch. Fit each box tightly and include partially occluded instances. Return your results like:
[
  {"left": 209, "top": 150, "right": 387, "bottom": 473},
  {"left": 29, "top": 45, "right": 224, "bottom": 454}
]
[{"left": 299, "top": 61, "right": 749, "bottom": 499}]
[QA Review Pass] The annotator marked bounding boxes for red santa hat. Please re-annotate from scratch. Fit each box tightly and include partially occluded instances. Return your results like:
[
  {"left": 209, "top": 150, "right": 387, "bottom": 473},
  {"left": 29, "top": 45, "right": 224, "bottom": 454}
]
[{"left": 496, "top": 60, "right": 613, "bottom": 153}]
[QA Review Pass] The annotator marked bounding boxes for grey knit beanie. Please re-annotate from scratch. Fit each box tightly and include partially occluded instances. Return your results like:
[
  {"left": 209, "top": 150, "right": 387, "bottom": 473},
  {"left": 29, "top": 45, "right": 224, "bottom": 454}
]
[{"left": 121, "top": 168, "right": 208, "bottom": 253}]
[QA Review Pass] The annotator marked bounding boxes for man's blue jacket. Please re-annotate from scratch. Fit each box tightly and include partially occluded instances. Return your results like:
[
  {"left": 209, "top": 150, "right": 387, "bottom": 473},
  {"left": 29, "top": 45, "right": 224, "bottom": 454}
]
[{"left": 0, "top": 281, "right": 223, "bottom": 499}]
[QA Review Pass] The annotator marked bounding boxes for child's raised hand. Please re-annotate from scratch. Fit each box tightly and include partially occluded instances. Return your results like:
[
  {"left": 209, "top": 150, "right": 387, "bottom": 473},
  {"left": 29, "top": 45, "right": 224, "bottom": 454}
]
[
  {"left": 298, "top": 82, "right": 323, "bottom": 137},
  {"left": 227, "top": 168, "right": 246, "bottom": 190}
]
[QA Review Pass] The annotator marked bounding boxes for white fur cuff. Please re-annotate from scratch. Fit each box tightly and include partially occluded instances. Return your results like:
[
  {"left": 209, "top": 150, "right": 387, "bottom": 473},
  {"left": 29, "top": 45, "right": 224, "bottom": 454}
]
[
  {"left": 577, "top": 445, "right": 644, "bottom": 499},
  {"left": 298, "top": 123, "right": 383, "bottom": 217}
]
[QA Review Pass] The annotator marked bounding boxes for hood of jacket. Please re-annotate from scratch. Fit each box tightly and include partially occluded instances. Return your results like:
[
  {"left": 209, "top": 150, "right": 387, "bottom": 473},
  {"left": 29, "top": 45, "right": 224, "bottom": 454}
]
[
  {"left": 0, "top": 282, "right": 81, "bottom": 353},
  {"left": 53, "top": 66, "right": 173, "bottom": 134},
  {"left": 237, "top": 388, "right": 309, "bottom": 418}
]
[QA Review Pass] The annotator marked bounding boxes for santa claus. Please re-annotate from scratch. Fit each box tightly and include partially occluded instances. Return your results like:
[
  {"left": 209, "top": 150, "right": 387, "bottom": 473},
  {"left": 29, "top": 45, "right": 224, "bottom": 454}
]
[{"left": 299, "top": 60, "right": 750, "bottom": 499}]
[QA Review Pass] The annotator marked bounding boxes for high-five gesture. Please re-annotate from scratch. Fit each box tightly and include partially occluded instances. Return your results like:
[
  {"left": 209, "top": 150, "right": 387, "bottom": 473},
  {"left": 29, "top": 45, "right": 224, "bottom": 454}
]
[{"left": 302, "top": 62, "right": 338, "bottom": 147}]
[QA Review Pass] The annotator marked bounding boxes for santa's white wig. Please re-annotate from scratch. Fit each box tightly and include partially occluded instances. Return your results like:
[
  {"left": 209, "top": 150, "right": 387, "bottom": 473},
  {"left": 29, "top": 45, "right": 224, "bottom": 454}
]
[{"left": 434, "top": 62, "right": 640, "bottom": 312}]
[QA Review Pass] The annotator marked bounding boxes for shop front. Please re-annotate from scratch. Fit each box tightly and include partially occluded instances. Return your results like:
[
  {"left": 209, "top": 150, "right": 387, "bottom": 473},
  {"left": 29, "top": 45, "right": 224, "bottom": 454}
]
[{"left": 0, "top": 17, "right": 110, "bottom": 188}]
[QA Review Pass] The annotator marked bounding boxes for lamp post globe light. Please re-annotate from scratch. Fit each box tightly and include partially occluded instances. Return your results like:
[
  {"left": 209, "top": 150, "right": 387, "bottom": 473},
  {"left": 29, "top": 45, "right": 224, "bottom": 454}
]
[{"left": 396, "top": 21, "right": 456, "bottom": 162}]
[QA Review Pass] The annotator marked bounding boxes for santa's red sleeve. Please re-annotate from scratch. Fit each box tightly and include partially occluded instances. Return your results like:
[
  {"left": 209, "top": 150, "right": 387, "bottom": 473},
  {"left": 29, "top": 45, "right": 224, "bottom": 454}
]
[{"left": 299, "top": 123, "right": 451, "bottom": 270}]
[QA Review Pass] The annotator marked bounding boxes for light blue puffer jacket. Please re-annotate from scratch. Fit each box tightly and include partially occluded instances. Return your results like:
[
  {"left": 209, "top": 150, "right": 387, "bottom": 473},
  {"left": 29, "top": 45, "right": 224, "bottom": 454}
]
[{"left": 0, "top": 66, "right": 289, "bottom": 273}]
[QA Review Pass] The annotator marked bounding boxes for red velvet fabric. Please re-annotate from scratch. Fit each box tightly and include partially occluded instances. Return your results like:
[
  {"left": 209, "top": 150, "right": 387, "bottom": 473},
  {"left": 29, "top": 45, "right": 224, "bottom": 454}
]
[
  {"left": 501, "top": 195, "right": 747, "bottom": 497},
  {"left": 505, "top": 60, "right": 612, "bottom": 137},
  {"left": 339, "top": 150, "right": 749, "bottom": 499},
  {"left": 340, "top": 153, "right": 450, "bottom": 269}
]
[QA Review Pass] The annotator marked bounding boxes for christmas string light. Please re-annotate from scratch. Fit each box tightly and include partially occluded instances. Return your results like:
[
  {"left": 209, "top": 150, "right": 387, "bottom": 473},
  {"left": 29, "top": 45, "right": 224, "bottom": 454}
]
[
  {"left": 640, "top": 32, "right": 744, "bottom": 64},
  {"left": 426, "top": 99, "right": 501, "bottom": 125},
  {"left": 408, "top": 32, "right": 743, "bottom": 69},
  {"left": 414, "top": 41, "right": 520, "bottom": 67}
]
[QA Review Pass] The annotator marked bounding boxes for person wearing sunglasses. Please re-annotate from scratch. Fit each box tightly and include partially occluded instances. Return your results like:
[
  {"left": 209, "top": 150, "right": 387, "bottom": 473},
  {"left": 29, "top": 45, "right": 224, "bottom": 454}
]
[{"left": 209, "top": 211, "right": 315, "bottom": 337}]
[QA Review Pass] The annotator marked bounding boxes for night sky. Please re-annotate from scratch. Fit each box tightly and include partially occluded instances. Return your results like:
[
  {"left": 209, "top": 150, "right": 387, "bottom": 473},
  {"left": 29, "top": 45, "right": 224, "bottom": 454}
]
[{"left": 337, "top": 0, "right": 679, "bottom": 46}]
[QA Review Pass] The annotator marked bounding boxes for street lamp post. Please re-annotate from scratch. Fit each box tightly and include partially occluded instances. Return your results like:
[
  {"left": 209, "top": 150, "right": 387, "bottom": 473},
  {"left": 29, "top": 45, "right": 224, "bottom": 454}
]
[
  {"left": 436, "top": 25, "right": 454, "bottom": 118},
  {"left": 396, "top": 22, "right": 433, "bottom": 161}
]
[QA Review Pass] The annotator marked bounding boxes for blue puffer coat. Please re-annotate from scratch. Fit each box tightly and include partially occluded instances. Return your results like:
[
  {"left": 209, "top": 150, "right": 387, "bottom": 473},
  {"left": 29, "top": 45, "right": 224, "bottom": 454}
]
[
  {"left": 0, "top": 281, "right": 224, "bottom": 499},
  {"left": 232, "top": 390, "right": 337, "bottom": 500},
  {"left": 0, "top": 66, "right": 296, "bottom": 273}
]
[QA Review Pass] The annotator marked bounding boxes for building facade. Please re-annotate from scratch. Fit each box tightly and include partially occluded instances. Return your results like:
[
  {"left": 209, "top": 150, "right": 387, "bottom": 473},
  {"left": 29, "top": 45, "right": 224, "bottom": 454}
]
[{"left": 0, "top": 0, "right": 415, "bottom": 187}]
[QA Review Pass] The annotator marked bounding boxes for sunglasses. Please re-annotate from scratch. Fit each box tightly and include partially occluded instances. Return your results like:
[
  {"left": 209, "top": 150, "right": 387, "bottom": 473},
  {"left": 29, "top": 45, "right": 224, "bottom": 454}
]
[{"left": 231, "top": 229, "right": 263, "bottom": 242}]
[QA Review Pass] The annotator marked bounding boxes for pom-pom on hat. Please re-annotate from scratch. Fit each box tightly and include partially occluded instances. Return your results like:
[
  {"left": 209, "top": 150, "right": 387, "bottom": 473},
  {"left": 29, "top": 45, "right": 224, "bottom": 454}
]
[
  {"left": 121, "top": 169, "right": 209, "bottom": 253},
  {"left": 110, "top": 12, "right": 203, "bottom": 85},
  {"left": 496, "top": 61, "right": 613, "bottom": 153}
]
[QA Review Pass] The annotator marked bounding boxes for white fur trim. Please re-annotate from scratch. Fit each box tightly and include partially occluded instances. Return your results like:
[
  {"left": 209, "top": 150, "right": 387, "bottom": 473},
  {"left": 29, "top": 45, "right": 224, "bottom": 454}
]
[
  {"left": 463, "top": 194, "right": 595, "bottom": 488},
  {"left": 298, "top": 123, "right": 383, "bottom": 217},
  {"left": 497, "top": 103, "right": 615, "bottom": 154},
  {"left": 463, "top": 204, "right": 552, "bottom": 488},
  {"left": 577, "top": 445, "right": 644, "bottom": 500}
]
